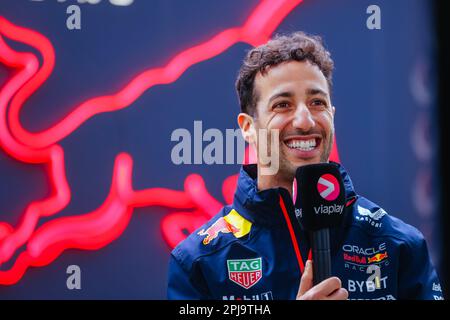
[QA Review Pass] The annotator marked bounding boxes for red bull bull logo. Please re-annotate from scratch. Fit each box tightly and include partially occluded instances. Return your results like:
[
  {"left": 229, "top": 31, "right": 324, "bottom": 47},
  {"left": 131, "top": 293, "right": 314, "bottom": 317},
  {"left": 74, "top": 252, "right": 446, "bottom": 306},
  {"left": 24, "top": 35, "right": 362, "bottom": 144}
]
[
  {"left": 198, "top": 217, "right": 240, "bottom": 245},
  {"left": 343, "top": 253, "right": 367, "bottom": 264},
  {"left": 368, "top": 251, "right": 388, "bottom": 263}
]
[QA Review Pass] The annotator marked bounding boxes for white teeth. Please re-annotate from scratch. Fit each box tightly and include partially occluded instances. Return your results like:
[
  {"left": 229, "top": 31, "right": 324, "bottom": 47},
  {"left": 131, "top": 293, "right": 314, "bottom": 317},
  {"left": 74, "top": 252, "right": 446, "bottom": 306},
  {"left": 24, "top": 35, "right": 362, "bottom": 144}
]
[{"left": 286, "top": 139, "right": 316, "bottom": 151}]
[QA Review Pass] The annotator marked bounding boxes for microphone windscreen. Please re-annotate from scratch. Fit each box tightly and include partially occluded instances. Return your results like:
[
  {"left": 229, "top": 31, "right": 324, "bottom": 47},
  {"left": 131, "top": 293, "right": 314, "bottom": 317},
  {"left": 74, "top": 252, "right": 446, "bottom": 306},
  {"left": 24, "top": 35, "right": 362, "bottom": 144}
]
[{"left": 293, "top": 163, "right": 346, "bottom": 231}]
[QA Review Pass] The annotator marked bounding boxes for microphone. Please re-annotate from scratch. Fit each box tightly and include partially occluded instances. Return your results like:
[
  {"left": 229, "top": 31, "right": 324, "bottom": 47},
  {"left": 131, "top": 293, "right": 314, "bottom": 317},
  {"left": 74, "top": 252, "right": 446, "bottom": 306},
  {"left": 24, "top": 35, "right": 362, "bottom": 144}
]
[{"left": 293, "top": 163, "right": 346, "bottom": 285}]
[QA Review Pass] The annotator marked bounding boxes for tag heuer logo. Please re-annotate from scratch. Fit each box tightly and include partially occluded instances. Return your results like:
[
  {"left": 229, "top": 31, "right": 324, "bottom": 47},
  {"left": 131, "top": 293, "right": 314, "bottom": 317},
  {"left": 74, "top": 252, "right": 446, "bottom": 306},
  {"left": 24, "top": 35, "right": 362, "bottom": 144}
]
[{"left": 227, "top": 258, "right": 262, "bottom": 289}]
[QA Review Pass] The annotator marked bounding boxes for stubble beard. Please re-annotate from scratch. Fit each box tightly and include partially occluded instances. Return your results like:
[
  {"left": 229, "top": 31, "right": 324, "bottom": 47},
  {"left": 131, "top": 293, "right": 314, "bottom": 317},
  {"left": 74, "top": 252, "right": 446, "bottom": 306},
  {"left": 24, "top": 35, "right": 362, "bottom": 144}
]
[{"left": 276, "top": 129, "right": 334, "bottom": 183}]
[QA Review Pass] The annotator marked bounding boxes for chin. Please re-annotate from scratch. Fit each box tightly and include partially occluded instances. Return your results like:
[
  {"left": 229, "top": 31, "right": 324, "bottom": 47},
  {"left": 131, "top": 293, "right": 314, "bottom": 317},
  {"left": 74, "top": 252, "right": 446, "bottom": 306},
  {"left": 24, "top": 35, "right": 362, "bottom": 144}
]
[{"left": 289, "top": 157, "right": 321, "bottom": 168}]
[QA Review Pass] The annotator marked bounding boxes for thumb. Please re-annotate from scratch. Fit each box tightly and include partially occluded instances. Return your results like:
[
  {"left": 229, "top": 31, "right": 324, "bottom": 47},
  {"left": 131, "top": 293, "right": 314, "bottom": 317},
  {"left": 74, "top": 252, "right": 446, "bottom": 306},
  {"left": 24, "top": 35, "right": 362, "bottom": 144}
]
[{"left": 297, "top": 260, "right": 313, "bottom": 298}]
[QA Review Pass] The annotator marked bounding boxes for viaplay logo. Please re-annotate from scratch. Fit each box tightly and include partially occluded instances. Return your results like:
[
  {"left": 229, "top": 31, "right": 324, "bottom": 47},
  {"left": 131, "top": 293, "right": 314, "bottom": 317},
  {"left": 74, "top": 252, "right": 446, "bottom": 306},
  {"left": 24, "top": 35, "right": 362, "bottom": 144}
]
[
  {"left": 317, "top": 174, "right": 340, "bottom": 201},
  {"left": 314, "top": 173, "right": 344, "bottom": 215}
]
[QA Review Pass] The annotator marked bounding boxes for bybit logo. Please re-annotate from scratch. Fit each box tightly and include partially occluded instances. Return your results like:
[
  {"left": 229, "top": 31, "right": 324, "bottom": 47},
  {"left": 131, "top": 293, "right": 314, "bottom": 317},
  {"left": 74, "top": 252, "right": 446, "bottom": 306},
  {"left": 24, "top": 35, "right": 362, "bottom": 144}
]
[{"left": 317, "top": 174, "right": 340, "bottom": 201}]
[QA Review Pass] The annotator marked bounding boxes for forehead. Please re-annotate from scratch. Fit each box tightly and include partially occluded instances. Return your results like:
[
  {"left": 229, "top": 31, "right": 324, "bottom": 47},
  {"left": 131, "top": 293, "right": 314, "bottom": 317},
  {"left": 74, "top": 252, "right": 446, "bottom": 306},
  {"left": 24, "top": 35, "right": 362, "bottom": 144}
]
[{"left": 254, "top": 60, "right": 329, "bottom": 100}]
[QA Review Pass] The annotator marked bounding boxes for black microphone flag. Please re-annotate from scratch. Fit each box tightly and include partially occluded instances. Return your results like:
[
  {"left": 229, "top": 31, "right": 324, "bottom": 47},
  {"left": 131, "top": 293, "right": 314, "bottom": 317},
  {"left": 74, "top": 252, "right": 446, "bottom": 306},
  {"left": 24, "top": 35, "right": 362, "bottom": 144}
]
[{"left": 293, "top": 163, "right": 346, "bottom": 284}]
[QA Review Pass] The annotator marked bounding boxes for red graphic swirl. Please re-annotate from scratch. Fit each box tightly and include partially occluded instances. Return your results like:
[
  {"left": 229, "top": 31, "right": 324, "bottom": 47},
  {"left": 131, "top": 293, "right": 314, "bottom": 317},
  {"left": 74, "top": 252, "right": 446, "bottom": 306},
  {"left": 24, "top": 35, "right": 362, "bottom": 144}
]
[{"left": 0, "top": 0, "right": 338, "bottom": 286}]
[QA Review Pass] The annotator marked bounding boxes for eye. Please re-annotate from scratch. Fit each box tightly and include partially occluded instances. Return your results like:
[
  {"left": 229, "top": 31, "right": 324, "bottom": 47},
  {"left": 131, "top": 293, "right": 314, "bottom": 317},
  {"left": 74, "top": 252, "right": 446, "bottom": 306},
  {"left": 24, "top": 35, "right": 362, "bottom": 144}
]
[
  {"left": 273, "top": 102, "right": 290, "bottom": 110},
  {"left": 310, "top": 99, "right": 328, "bottom": 108}
]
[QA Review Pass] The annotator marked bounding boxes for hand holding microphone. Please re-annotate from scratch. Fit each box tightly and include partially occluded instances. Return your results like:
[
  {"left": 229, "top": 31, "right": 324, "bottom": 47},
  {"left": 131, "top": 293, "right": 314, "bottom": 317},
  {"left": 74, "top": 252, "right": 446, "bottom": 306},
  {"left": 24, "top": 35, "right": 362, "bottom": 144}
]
[
  {"left": 297, "top": 260, "right": 348, "bottom": 300},
  {"left": 293, "top": 163, "right": 349, "bottom": 300}
]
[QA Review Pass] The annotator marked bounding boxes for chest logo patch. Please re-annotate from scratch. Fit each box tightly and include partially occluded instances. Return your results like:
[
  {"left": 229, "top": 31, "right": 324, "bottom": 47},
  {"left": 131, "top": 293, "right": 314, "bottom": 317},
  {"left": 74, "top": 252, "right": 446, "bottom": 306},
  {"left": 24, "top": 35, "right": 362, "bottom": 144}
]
[{"left": 227, "top": 257, "right": 262, "bottom": 289}]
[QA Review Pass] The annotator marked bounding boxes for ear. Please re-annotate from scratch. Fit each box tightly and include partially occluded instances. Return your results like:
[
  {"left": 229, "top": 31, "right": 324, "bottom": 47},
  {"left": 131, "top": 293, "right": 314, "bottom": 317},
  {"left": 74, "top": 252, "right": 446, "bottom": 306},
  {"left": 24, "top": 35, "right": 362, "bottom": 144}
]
[
  {"left": 332, "top": 105, "right": 336, "bottom": 117},
  {"left": 237, "top": 113, "right": 257, "bottom": 145}
]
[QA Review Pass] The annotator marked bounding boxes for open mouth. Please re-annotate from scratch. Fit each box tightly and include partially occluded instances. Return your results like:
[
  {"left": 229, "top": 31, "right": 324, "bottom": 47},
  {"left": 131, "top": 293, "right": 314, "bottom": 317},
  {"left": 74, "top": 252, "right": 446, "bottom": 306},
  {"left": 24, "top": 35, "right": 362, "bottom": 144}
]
[{"left": 283, "top": 136, "right": 322, "bottom": 152}]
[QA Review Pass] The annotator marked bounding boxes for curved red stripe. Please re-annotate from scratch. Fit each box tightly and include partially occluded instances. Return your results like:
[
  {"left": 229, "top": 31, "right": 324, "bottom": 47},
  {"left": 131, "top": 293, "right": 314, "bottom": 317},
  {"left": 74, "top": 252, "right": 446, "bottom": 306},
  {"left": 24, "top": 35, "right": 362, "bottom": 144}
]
[{"left": 0, "top": 0, "right": 306, "bottom": 285}]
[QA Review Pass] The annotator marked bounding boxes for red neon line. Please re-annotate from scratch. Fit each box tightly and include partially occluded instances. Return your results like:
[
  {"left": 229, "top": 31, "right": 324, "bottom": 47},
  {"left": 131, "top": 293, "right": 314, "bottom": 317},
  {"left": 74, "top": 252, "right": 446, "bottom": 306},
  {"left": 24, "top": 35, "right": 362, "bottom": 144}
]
[
  {"left": 161, "top": 211, "right": 209, "bottom": 249},
  {"left": 222, "top": 174, "right": 238, "bottom": 205},
  {"left": 1, "top": 0, "right": 304, "bottom": 149},
  {"left": 184, "top": 174, "right": 224, "bottom": 218},
  {"left": 279, "top": 195, "right": 305, "bottom": 274},
  {"left": 0, "top": 0, "right": 306, "bottom": 285},
  {"left": 0, "top": 34, "right": 71, "bottom": 264}
]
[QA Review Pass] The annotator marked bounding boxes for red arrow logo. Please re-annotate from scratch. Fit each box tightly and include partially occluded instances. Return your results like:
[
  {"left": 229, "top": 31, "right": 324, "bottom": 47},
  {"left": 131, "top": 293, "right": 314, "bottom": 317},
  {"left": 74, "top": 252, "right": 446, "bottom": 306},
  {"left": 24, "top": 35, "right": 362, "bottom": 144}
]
[{"left": 317, "top": 174, "right": 340, "bottom": 201}]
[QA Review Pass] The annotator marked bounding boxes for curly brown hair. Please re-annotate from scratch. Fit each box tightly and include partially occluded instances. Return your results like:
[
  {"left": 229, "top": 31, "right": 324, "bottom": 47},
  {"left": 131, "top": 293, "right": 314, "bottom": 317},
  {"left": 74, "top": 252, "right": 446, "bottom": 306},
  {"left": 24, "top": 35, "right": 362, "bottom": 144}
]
[{"left": 235, "top": 31, "right": 334, "bottom": 115}]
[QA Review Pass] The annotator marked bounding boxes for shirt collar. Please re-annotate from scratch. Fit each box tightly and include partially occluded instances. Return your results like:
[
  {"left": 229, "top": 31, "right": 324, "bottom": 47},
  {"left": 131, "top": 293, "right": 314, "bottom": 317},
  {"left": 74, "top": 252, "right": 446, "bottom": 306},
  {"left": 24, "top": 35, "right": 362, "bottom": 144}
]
[{"left": 232, "top": 162, "right": 357, "bottom": 227}]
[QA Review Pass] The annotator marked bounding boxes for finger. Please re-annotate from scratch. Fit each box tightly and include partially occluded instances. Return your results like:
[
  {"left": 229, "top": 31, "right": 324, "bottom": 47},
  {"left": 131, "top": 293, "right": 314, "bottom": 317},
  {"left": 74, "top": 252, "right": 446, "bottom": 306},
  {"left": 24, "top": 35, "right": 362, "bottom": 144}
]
[
  {"left": 297, "top": 260, "right": 313, "bottom": 298},
  {"left": 312, "top": 276, "right": 342, "bottom": 297},
  {"left": 324, "top": 288, "right": 349, "bottom": 300}
]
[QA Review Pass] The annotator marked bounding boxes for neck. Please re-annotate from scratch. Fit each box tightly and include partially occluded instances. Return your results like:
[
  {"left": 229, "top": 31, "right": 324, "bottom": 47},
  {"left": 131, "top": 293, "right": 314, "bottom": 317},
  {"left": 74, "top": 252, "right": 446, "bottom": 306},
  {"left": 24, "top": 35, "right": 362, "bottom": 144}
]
[{"left": 257, "top": 168, "right": 293, "bottom": 198}]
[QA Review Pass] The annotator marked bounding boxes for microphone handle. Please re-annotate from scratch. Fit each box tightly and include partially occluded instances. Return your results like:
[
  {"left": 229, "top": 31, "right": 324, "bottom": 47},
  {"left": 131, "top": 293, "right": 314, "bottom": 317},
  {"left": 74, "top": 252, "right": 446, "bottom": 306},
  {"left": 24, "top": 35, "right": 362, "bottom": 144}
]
[{"left": 311, "top": 229, "right": 331, "bottom": 285}]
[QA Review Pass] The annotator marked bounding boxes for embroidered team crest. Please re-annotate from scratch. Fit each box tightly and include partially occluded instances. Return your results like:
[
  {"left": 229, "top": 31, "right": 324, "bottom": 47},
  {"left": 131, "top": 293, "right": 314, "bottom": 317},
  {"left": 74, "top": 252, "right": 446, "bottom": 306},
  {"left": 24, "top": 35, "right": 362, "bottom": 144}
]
[
  {"left": 197, "top": 209, "right": 252, "bottom": 245},
  {"left": 227, "top": 258, "right": 262, "bottom": 289}
]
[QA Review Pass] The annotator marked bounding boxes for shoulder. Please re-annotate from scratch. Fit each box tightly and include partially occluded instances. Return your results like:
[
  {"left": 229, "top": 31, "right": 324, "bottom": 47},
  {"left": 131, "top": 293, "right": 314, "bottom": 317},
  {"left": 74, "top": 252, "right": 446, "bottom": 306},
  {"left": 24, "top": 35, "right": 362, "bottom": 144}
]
[
  {"left": 350, "top": 196, "right": 426, "bottom": 247},
  {"left": 170, "top": 205, "right": 254, "bottom": 272}
]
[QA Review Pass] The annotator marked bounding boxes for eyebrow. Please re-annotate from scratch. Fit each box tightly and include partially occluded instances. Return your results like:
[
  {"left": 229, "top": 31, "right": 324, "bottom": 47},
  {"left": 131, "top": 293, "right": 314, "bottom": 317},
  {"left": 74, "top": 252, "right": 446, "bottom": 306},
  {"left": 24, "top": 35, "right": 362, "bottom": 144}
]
[
  {"left": 268, "top": 91, "right": 294, "bottom": 104},
  {"left": 306, "top": 88, "right": 328, "bottom": 97},
  {"left": 267, "top": 88, "right": 329, "bottom": 105}
]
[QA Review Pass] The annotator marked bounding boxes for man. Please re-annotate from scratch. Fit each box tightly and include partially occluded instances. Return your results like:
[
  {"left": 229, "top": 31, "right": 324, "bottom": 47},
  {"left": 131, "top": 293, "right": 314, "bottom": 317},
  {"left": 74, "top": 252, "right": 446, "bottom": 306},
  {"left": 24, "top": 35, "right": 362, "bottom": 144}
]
[{"left": 167, "top": 32, "right": 443, "bottom": 300}]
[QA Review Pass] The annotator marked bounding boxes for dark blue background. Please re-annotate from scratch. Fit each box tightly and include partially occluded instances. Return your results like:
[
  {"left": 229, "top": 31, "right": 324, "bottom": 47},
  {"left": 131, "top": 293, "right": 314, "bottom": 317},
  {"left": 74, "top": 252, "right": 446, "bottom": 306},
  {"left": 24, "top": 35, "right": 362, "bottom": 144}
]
[{"left": 0, "top": 0, "right": 439, "bottom": 298}]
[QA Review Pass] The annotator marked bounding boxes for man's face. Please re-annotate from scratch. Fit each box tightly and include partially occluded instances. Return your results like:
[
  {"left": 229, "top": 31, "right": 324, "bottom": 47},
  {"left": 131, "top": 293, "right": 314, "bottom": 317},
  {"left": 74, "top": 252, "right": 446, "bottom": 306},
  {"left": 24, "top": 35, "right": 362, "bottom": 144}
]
[{"left": 239, "top": 60, "right": 335, "bottom": 182}]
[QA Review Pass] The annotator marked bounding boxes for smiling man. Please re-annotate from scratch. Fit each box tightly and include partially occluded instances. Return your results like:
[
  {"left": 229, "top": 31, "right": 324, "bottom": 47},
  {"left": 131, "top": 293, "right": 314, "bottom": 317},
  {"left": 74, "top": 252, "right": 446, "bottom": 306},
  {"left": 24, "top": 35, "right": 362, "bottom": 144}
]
[
  {"left": 237, "top": 48, "right": 335, "bottom": 194},
  {"left": 167, "top": 32, "right": 443, "bottom": 300}
]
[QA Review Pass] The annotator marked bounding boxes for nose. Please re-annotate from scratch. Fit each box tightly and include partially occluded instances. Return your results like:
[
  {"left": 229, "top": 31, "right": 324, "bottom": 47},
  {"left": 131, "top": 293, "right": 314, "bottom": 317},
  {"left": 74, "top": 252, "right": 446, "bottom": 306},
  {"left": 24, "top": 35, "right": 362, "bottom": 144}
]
[{"left": 292, "top": 103, "right": 315, "bottom": 132}]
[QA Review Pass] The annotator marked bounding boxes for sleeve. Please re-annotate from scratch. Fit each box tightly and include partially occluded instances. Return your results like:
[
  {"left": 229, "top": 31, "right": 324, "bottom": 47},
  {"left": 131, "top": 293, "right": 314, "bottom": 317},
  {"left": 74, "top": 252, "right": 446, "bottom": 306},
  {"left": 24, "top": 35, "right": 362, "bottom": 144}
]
[
  {"left": 397, "top": 231, "right": 444, "bottom": 300},
  {"left": 167, "top": 253, "right": 210, "bottom": 300}
]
